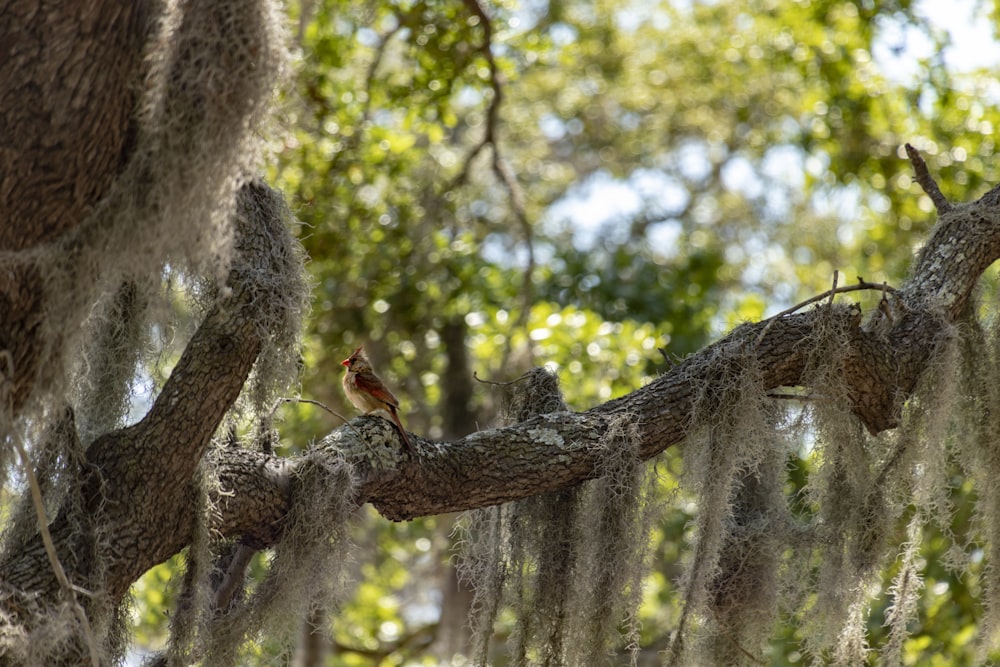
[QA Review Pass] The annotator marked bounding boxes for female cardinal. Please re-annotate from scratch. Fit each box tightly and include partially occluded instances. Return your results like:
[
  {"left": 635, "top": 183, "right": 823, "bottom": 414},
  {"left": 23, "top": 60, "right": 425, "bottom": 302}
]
[{"left": 341, "top": 346, "right": 416, "bottom": 454}]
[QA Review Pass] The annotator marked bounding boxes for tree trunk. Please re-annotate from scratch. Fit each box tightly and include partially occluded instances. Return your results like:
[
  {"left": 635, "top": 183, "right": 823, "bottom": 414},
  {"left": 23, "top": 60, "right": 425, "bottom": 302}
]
[{"left": 0, "top": 0, "right": 151, "bottom": 414}]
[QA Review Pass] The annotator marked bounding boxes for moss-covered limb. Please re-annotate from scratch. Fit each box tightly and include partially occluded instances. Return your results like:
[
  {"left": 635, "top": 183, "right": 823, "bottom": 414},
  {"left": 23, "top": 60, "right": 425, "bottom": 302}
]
[
  {"left": 904, "top": 184, "right": 1000, "bottom": 320},
  {"left": 844, "top": 183, "right": 1000, "bottom": 432},
  {"left": 339, "top": 412, "right": 606, "bottom": 521},
  {"left": 338, "top": 183, "right": 1000, "bottom": 520},
  {"left": 323, "top": 311, "right": 806, "bottom": 521},
  {"left": 210, "top": 448, "right": 293, "bottom": 548},
  {"left": 0, "top": 183, "right": 292, "bottom": 619},
  {"left": 0, "top": 170, "right": 985, "bottom": 644},
  {"left": 196, "top": 175, "right": 1000, "bottom": 528},
  {"left": 324, "top": 314, "right": 862, "bottom": 521}
]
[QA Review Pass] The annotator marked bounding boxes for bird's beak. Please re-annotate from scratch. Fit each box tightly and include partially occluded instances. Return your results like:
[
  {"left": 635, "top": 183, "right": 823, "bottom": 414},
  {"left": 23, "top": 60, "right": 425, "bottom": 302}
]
[{"left": 342, "top": 346, "right": 363, "bottom": 367}]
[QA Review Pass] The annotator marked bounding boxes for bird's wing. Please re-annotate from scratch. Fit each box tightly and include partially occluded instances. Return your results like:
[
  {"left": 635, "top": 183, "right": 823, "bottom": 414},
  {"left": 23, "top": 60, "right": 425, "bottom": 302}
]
[{"left": 352, "top": 372, "right": 400, "bottom": 409}]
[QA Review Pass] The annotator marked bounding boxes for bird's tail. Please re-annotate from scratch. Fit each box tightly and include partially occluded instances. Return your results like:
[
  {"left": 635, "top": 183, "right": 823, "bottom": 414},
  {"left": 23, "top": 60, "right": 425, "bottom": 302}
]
[{"left": 388, "top": 405, "right": 416, "bottom": 455}]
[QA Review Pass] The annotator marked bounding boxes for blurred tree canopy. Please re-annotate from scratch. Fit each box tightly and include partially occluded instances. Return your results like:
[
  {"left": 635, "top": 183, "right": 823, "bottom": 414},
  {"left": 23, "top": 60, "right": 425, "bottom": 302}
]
[
  {"left": 6, "top": 0, "right": 999, "bottom": 664},
  {"left": 207, "top": 0, "right": 1000, "bottom": 664},
  {"left": 276, "top": 0, "right": 999, "bottom": 431}
]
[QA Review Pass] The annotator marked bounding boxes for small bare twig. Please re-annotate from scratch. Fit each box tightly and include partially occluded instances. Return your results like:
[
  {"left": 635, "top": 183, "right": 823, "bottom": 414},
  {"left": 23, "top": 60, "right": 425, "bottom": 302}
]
[
  {"left": 472, "top": 369, "right": 534, "bottom": 387},
  {"left": 269, "top": 396, "right": 370, "bottom": 444},
  {"left": 904, "top": 143, "right": 952, "bottom": 214},
  {"left": 826, "top": 270, "right": 839, "bottom": 307},
  {"left": 768, "top": 277, "right": 897, "bottom": 323},
  {"left": 270, "top": 396, "right": 349, "bottom": 423},
  {"left": 753, "top": 276, "right": 899, "bottom": 347}
]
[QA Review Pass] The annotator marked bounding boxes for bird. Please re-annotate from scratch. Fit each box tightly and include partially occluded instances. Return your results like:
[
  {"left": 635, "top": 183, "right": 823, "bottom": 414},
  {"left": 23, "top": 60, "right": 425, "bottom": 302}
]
[{"left": 341, "top": 346, "right": 416, "bottom": 455}]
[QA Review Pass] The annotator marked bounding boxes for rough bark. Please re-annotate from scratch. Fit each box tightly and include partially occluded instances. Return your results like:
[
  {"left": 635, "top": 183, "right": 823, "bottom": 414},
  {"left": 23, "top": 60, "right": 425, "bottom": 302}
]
[
  {"left": 0, "top": 0, "right": 152, "bottom": 415},
  {"left": 0, "top": 182, "right": 290, "bottom": 623},
  {"left": 0, "top": 0, "right": 149, "bottom": 249}
]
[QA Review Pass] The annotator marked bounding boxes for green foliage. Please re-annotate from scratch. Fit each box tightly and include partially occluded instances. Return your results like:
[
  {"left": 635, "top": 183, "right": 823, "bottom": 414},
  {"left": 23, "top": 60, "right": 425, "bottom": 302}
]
[
  {"left": 136, "top": 0, "right": 1000, "bottom": 662},
  {"left": 132, "top": 559, "right": 181, "bottom": 651}
]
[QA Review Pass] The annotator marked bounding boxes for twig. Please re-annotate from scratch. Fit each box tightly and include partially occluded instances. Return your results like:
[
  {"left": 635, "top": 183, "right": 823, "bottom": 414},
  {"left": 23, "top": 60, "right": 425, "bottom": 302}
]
[
  {"left": 453, "top": 0, "right": 537, "bottom": 369},
  {"left": 773, "top": 277, "right": 897, "bottom": 321},
  {"left": 269, "top": 397, "right": 351, "bottom": 425},
  {"left": 269, "top": 396, "right": 369, "bottom": 445},
  {"left": 904, "top": 143, "right": 952, "bottom": 214},
  {"left": 472, "top": 369, "right": 533, "bottom": 387},
  {"left": 12, "top": 435, "right": 101, "bottom": 667},
  {"left": 657, "top": 347, "right": 672, "bottom": 364},
  {"left": 753, "top": 277, "right": 899, "bottom": 347},
  {"left": 826, "top": 270, "right": 839, "bottom": 307}
]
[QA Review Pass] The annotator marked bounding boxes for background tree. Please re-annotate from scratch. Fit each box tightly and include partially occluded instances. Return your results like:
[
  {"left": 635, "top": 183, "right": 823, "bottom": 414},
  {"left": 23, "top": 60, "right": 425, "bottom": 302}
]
[{"left": 3, "top": 0, "right": 1000, "bottom": 666}]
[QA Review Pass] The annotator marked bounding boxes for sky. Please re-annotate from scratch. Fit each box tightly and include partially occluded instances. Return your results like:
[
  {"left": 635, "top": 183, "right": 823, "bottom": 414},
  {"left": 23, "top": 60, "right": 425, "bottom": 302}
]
[
  {"left": 880, "top": 0, "right": 1000, "bottom": 76},
  {"left": 549, "top": 0, "right": 1000, "bottom": 250}
]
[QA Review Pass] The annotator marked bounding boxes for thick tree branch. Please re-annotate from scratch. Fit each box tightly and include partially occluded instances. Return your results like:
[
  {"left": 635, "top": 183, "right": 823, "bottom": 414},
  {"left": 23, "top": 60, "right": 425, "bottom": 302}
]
[
  {"left": 0, "top": 182, "right": 291, "bottom": 612},
  {"left": 264, "top": 163, "right": 1000, "bottom": 523},
  {"left": 164, "top": 164, "right": 1000, "bottom": 540},
  {"left": 66, "top": 154, "right": 995, "bottom": 561},
  {"left": 6, "top": 117, "right": 1000, "bottom": 663},
  {"left": 324, "top": 309, "right": 817, "bottom": 520}
]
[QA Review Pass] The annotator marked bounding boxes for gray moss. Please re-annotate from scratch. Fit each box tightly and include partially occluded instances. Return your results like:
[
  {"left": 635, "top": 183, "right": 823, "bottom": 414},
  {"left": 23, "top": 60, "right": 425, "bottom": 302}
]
[
  {"left": 664, "top": 300, "right": 1000, "bottom": 666},
  {"left": 0, "top": 0, "right": 291, "bottom": 662},
  {"left": 459, "top": 368, "right": 658, "bottom": 666},
  {"left": 204, "top": 452, "right": 357, "bottom": 666}
]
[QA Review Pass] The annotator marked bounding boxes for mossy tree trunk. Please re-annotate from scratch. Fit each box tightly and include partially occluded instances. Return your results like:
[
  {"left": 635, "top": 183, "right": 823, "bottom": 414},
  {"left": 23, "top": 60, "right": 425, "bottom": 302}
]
[{"left": 0, "top": 0, "right": 150, "bottom": 416}]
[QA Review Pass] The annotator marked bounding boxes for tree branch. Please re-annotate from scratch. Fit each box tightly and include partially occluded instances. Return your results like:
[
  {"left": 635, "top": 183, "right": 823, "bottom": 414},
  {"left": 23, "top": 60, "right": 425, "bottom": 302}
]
[
  {"left": 7, "top": 153, "right": 1000, "bottom": 656},
  {"left": 271, "top": 169, "right": 1000, "bottom": 523},
  {"left": 904, "top": 143, "right": 952, "bottom": 214},
  {"left": 0, "top": 182, "right": 294, "bottom": 611},
  {"left": 110, "top": 162, "right": 1000, "bottom": 547}
]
